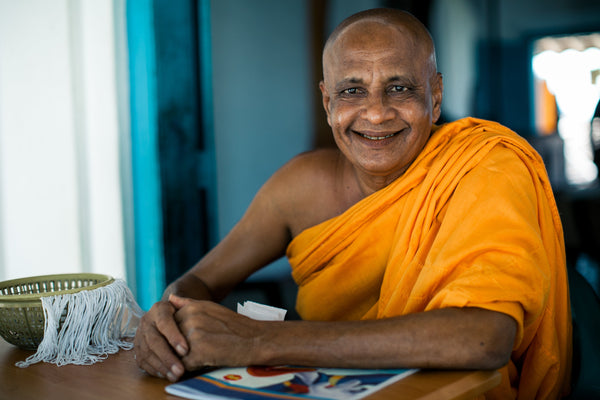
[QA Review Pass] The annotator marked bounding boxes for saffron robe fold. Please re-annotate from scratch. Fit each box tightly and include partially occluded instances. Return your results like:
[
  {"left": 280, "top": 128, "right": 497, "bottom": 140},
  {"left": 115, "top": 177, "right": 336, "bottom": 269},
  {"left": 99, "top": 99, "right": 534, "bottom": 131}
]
[{"left": 286, "top": 118, "right": 572, "bottom": 399}]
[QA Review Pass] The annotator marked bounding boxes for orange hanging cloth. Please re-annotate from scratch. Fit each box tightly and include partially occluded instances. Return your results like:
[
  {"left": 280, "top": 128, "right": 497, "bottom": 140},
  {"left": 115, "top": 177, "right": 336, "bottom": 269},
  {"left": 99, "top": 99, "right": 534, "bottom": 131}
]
[{"left": 287, "top": 118, "right": 572, "bottom": 399}]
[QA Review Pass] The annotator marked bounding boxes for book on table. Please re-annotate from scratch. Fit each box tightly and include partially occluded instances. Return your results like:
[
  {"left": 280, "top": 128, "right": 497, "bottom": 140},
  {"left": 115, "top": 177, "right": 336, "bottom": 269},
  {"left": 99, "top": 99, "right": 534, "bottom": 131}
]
[{"left": 165, "top": 365, "right": 417, "bottom": 400}]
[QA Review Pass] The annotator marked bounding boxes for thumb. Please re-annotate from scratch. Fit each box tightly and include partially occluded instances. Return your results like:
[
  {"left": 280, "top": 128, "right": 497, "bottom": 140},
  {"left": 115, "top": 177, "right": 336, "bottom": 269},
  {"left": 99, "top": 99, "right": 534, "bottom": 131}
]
[{"left": 168, "top": 294, "right": 192, "bottom": 309}]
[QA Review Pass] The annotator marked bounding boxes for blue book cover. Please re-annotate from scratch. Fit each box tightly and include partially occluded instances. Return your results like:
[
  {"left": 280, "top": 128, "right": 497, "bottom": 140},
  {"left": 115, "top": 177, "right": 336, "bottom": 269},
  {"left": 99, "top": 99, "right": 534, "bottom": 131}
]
[{"left": 165, "top": 365, "right": 417, "bottom": 400}]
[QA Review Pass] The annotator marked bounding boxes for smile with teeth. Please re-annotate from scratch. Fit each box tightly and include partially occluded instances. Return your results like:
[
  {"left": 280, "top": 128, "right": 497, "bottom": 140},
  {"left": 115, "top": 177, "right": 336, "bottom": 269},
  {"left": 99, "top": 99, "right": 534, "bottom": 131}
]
[{"left": 357, "top": 131, "right": 399, "bottom": 140}]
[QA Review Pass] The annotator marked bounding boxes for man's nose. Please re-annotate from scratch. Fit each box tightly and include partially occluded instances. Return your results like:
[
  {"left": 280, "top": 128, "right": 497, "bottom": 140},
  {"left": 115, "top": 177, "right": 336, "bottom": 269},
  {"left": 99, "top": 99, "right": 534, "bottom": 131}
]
[{"left": 361, "top": 95, "right": 395, "bottom": 125}]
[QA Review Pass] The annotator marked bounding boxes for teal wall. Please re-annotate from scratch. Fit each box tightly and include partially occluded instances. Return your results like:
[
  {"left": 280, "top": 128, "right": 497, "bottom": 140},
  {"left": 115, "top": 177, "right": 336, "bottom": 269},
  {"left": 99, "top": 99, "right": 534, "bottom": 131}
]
[{"left": 210, "top": 0, "right": 314, "bottom": 280}]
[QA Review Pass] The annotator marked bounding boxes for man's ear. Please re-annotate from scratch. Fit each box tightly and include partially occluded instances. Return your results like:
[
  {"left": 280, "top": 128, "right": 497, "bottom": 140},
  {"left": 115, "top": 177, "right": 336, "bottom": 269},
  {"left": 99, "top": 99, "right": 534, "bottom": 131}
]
[
  {"left": 431, "top": 73, "right": 443, "bottom": 123},
  {"left": 319, "top": 81, "right": 332, "bottom": 127}
]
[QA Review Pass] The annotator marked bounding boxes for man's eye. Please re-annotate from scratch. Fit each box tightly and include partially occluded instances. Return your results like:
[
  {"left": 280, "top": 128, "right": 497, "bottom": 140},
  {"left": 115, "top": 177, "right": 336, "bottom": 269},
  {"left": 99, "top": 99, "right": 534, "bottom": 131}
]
[
  {"left": 342, "top": 88, "right": 361, "bottom": 95},
  {"left": 390, "top": 85, "right": 408, "bottom": 93}
]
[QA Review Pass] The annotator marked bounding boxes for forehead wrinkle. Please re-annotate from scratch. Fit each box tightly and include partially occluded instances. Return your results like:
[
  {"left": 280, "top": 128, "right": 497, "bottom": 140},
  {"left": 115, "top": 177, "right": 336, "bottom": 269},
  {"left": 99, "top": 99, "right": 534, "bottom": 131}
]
[
  {"left": 324, "top": 54, "right": 434, "bottom": 93},
  {"left": 328, "top": 52, "right": 419, "bottom": 88},
  {"left": 327, "top": 24, "right": 415, "bottom": 60}
]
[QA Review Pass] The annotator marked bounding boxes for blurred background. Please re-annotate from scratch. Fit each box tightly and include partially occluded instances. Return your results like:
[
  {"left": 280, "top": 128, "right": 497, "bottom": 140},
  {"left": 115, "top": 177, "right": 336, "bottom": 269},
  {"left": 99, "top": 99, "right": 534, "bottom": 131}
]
[{"left": 0, "top": 0, "right": 599, "bottom": 312}]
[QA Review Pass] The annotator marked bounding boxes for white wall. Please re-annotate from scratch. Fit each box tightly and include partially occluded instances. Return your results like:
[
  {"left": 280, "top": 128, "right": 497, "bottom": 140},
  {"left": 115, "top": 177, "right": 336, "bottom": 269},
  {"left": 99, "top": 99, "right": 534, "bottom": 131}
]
[{"left": 0, "top": 0, "right": 127, "bottom": 282}]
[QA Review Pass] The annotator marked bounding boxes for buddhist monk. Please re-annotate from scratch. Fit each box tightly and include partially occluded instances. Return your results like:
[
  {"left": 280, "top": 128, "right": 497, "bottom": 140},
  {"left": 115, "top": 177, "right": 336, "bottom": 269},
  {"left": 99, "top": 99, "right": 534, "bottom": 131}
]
[{"left": 134, "top": 8, "right": 571, "bottom": 399}]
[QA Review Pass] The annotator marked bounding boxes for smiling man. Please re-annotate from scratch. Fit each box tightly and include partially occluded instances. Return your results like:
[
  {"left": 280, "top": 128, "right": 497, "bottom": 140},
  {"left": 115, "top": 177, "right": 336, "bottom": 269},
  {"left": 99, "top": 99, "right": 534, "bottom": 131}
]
[
  {"left": 320, "top": 11, "right": 441, "bottom": 191},
  {"left": 134, "top": 9, "right": 572, "bottom": 399}
]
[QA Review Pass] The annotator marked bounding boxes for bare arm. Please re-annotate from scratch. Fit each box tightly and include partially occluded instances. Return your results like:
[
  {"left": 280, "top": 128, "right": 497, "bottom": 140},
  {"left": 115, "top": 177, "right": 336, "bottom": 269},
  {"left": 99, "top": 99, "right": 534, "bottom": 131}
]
[
  {"left": 134, "top": 153, "right": 308, "bottom": 381},
  {"left": 260, "top": 307, "right": 515, "bottom": 370},
  {"left": 171, "top": 296, "right": 516, "bottom": 372}
]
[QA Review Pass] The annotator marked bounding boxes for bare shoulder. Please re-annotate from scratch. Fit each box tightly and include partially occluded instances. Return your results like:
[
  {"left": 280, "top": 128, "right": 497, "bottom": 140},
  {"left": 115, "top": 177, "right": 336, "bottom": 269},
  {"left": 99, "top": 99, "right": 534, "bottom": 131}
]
[
  {"left": 263, "top": 148, "right": 351, "bottom": 237},
  {"left": 279, "top": 148, "right": 341, "bottom": 181},
  {"left": 267, "top": 148, "right": 341, "bottom": 201}
]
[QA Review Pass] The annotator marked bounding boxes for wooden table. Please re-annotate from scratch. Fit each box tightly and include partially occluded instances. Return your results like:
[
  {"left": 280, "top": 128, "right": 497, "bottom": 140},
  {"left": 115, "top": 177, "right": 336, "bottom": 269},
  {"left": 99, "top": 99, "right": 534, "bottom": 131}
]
[{"left": 0, "top": 338, "right": 500, "bottom": 400}]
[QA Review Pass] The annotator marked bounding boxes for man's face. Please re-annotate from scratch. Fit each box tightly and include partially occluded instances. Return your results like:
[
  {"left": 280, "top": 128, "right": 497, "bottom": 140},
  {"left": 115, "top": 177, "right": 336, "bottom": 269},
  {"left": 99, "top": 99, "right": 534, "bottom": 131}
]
[{"left": 321, "top": 21, "right": 442, "bottom": 183}]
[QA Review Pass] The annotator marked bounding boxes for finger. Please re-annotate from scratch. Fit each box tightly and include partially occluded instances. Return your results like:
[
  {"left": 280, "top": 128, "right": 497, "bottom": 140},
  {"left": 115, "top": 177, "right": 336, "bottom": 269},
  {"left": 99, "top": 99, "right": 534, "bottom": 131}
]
[
  {"left": 137, "top": 351, "right": 167, "bottom": 379},
  {"left": 138, "top": 356, "right": 185, "bottom": 383},
  {"left": 135, "top": 328, "right": 186, "bottom": 382},
  {"left": 168, "top": 294, "right": 193, "bottom": 309},
  {"left": 153, "top": 302, "right": 189, "bottom": 356},
  {"left": 134, "top": 332, "right": 170, "bottom": 379},
  {"left": 156, "top": 317, "right": 189, "bottom": 357}
]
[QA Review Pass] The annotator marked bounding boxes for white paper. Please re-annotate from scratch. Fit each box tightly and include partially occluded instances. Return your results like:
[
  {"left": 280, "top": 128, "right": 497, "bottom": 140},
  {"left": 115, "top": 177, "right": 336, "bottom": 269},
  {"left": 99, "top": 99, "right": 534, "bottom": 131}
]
[{"left": 237, "top": 300, "right": 287, "bottom": 321}]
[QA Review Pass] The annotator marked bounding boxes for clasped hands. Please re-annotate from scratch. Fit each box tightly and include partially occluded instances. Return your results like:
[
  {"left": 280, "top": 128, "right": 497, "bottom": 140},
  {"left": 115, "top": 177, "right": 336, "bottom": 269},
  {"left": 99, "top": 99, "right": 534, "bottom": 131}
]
[{"left": 133, "top": 295, "right": 268, "bottom": 382}]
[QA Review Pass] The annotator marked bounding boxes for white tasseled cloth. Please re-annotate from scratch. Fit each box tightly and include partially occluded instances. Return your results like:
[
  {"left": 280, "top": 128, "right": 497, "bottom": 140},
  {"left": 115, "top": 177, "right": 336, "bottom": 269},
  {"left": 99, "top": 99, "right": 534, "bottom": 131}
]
[{"left": 16, "top": 279, "right": 144, "bottom": 368}]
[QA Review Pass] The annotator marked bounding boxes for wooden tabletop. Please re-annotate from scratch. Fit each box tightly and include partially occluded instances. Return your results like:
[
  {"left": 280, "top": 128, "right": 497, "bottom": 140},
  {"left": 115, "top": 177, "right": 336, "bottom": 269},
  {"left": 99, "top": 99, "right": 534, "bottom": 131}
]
[{"left": 0, "top": 338, "right": 500, "bottom": 400}]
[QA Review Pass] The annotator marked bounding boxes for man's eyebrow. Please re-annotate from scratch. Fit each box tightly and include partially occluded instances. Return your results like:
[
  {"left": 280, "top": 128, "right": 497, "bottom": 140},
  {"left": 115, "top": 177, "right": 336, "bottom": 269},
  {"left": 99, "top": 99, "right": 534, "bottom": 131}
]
[
  {"left": 335, "top": 75, "right": 415, "bottom": 88},
  {"left": 334, "top": 77, "right": 364, "bottom": 89},
  {"left": 388, "top": 75, "right": 417, "bottom": 84},
  {"left": 332, "top": 75, "right": 420, "bottom": 93}
]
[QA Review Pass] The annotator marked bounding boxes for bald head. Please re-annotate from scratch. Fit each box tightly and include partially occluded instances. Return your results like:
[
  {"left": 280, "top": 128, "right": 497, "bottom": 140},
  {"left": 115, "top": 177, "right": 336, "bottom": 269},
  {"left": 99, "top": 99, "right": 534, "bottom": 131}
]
[{"left": 323, "top": 8, "right": 437, "bottom": 78}]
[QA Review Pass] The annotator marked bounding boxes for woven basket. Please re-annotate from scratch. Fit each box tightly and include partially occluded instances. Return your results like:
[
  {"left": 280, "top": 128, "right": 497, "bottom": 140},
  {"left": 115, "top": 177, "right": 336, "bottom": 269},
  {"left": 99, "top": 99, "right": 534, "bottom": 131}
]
[{"left": 0, "top": 273, "right": 114, "bottom": 350}]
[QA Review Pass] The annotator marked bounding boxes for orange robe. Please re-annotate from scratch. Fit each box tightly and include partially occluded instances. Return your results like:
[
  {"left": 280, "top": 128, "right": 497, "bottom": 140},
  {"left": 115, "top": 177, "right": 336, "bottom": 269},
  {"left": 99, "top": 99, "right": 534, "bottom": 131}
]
[{"left": 286, "top": 118, "right": 572, "bottom": 399}]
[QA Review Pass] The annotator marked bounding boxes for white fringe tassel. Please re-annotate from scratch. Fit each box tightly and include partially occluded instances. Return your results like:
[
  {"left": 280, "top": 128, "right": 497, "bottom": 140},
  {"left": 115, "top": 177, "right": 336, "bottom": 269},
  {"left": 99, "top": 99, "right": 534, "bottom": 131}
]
[{"left": 16, "top": 279, "right": 144, "bottom": 368}]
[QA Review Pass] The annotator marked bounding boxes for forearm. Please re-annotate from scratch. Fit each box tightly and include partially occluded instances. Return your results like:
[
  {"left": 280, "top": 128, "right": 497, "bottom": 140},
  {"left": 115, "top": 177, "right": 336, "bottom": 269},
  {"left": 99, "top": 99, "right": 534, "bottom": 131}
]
[{"left": 256, "top": 307, "right": 515, "bottom": 370}]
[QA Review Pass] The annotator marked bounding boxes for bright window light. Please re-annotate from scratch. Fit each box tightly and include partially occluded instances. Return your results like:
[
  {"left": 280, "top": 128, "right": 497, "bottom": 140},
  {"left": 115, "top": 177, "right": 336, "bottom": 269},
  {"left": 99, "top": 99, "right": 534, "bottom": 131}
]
[{"left": 532, "top": 34, "right": 600, "bottom": 186}]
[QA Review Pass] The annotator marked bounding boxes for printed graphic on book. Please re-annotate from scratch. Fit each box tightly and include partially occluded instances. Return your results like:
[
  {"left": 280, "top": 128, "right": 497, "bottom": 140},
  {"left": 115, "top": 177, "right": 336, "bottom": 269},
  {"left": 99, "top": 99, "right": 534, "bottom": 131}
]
[{"left": 166, "top": 365, "right": 417, "bottom": 400}]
